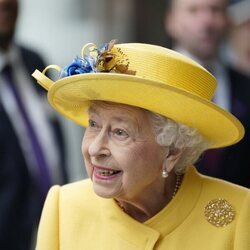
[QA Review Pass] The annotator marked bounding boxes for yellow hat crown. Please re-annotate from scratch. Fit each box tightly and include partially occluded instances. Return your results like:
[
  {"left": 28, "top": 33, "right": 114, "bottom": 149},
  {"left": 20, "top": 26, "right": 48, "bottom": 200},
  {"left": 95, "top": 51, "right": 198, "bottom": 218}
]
[{"left": 32, "top": 40, "right": 244, "bottom": 149}]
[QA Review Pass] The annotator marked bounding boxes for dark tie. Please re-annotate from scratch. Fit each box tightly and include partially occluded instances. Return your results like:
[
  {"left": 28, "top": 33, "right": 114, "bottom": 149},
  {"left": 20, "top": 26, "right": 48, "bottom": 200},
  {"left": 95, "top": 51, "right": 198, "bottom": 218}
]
[{"left": 2, "top": 64, "right": 52, "bottom": 200}]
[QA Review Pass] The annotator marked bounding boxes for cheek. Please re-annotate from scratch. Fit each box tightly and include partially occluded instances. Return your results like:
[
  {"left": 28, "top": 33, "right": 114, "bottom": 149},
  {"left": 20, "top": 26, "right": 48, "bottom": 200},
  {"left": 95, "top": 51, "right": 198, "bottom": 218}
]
[
  {"left": 82, "top": 130, "right": 95, "bottom": 155},
  {"left": 120, "top": 143, "right": 163, "bottom": 173},
  {"left": 123, "top": 147, "right": 145, "bottom": 164},
  {"left": 81, "top": 135, "right": 93, "bottom": 175},
  {"left": 81, "top": 135, "right": 88, "bottom": 157}
]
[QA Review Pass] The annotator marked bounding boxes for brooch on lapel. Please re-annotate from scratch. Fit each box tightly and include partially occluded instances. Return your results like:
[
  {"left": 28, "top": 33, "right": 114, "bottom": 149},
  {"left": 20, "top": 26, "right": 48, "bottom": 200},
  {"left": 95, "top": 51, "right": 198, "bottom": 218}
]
[{"left": 204, "top": 198, "right": 235, "bottom": 227}]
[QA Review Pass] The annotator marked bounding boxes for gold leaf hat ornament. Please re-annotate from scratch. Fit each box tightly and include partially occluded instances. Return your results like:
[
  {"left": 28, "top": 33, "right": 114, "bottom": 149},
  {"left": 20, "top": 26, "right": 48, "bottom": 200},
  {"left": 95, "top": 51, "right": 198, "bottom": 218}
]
[
  {"left": 58, "top": 39, "right": 136, "bottom": 77},
  {"left": 32, "top": 40, "right": 244, "bottom": 149},
  {"left": 204, "top": 198, "right": 235, "bottom": 227}
]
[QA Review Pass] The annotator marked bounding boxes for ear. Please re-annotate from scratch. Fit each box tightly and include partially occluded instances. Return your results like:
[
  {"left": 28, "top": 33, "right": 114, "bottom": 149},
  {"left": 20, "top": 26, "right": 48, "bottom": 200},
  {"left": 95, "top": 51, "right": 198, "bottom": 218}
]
[{"left": 162, "top": 148, "right": 183, "bottom": 173}]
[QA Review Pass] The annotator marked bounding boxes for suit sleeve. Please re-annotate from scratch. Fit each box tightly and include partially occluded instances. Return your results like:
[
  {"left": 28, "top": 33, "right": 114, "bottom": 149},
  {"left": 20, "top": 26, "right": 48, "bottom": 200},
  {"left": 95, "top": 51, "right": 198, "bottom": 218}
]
[
  {"left": 36, "top": 185, "right": 60, "bottom": 250},
  {"left": 234, "top": 192, "right": 250, "bottom": 249}
]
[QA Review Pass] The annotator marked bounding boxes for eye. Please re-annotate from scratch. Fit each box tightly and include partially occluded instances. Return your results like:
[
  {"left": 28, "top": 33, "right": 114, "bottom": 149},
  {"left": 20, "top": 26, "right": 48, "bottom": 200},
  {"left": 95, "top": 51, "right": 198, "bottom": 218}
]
[
  {"left": 113, "top": 128, "right": 129, "bottom": 138},
  {"left": 88, "top": 119, "right": 97, "bottom": 128}
]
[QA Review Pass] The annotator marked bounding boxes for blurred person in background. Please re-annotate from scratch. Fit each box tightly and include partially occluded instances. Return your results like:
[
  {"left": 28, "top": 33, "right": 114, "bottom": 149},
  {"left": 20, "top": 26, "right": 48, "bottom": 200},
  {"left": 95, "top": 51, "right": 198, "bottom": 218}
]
[
  {"left": 224, "top": 0, "right": 250, "bottom": 76},
  {"left": 164, "top": 0, "right": 250, "bottom": 187},
  {"left": 0, "top": 0, "right": 67, "bottom": 249}
]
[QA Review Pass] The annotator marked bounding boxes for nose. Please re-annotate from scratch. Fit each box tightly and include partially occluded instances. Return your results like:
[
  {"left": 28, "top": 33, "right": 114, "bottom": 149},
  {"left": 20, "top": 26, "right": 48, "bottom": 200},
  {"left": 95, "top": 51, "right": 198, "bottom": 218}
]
[{"left": 88, "top": 129, "right": 111, "bottom": 157}]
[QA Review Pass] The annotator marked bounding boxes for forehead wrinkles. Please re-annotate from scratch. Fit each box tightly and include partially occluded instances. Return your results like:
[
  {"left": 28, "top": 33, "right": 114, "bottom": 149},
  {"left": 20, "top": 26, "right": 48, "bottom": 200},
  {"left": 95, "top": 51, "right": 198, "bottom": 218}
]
[{"left": 88, "top": 101, "right": 153, "bottom": 134}]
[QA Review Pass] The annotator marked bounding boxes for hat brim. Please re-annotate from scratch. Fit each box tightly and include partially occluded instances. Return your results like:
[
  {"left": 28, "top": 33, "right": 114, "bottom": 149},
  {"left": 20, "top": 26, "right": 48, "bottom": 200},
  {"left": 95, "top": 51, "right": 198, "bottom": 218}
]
[{"left": 47, "top": 73, "right": 244, "bottom": 149}]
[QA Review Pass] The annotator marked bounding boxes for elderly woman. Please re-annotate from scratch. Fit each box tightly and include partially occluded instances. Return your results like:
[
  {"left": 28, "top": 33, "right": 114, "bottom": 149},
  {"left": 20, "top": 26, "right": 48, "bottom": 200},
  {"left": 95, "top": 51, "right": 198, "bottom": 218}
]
[{"left": 33, "top": 40, "right": 250, "bottom": 249}]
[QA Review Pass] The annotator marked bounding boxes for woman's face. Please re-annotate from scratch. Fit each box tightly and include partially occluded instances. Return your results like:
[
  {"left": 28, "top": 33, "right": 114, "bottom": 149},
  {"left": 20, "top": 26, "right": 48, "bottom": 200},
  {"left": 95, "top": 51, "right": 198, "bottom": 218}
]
[{"left": 82, "top": 102, "right": 167, "bottom": 201}]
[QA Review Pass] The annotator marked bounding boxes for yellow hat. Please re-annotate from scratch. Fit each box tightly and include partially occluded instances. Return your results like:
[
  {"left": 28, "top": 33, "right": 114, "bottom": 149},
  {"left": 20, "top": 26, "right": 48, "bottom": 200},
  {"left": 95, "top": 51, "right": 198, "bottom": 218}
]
[{"left": 32, "top": 40, "right": 244, "bottom": 149}]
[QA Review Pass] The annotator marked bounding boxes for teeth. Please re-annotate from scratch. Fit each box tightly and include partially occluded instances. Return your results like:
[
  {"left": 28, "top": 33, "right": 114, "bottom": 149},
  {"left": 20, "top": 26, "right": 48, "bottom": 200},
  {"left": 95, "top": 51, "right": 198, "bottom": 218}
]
[{"left": 98, "top": 169, "right": 118, "bottom": 176}]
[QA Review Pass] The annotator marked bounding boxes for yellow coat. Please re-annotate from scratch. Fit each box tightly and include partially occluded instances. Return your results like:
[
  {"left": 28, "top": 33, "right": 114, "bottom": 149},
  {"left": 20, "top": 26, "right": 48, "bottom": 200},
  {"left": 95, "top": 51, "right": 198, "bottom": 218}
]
[{"left": 36, "top": 166, "right": 250, "bottom": 249}]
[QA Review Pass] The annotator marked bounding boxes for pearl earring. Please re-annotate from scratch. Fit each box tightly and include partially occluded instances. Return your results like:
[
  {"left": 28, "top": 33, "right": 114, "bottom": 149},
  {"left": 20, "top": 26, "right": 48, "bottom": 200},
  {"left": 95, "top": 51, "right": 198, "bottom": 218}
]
[{"left": 162, "top": 169, "right": 169, "bottom": 178}]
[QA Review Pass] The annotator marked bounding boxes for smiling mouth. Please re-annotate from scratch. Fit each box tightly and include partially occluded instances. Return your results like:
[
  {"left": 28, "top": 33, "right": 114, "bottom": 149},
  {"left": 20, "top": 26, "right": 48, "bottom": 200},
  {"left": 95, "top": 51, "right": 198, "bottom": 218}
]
[{"left": 96, "top": 168, "right": 121, "bottom": 176}]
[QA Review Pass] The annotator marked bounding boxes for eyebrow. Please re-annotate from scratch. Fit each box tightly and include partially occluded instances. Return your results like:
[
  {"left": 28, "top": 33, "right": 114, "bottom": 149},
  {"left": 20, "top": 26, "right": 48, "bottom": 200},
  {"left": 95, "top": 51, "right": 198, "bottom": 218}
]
[
  {"left": 88, "top": 105, "right": 99, "bottom": 115},
  {"left": 89, "top": 110, "right": 136, "bottom": 124},
  {"left": 110, "top": 116, "right": 133, "bottom": 124},
  {"left": 88, "top": 107, "right": 142, "bottom": 130}
]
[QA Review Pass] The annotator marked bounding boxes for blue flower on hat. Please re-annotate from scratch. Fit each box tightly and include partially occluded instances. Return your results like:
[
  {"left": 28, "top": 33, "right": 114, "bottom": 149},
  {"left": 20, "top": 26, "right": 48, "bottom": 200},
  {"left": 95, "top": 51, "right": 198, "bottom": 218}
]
[
  {"left": 60, "top": 40, "right": 136, "bottom": 78},
  {"left": 60, "top": 57, "right": 95, "bottom": 78}
]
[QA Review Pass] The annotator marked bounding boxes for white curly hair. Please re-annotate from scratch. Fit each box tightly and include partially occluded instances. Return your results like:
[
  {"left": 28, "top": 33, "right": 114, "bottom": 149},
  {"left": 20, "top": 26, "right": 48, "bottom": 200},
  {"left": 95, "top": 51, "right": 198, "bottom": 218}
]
[{"left": 147, "top": 111, "right": 209, "bottom": 174}]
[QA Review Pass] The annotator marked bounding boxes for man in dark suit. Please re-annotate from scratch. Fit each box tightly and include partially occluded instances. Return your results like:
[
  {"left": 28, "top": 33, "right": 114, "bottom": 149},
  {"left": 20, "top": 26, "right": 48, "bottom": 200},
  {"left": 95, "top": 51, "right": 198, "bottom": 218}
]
[
  {"left": 164, "top": 0, "right": 250, "bottom": 187},
  {"left": 0, "top": 0, "right": 67, "bottom": 249}
]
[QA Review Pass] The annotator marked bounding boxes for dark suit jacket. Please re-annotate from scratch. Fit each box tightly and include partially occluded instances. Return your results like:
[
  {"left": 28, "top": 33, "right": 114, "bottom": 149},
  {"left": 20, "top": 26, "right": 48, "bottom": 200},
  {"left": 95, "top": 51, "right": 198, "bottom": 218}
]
[
  {"left": 0, "top": 46, "right": 67, "bottom": 250},
  {"left": 197, "top": 67, "right": 250, "bottom": 188}
]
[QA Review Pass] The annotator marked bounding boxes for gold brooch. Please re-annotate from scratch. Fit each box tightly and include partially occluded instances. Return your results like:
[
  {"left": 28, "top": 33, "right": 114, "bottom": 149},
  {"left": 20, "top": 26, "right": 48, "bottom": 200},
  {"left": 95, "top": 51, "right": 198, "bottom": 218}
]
[{"left": 204, "top": 198, "right": 235, "bottom": 227}]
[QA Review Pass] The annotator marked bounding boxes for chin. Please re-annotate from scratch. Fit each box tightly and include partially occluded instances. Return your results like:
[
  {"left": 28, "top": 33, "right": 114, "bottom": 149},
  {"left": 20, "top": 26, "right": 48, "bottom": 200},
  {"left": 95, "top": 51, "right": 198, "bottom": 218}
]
[
  {"left": 94, "top": 192, "right": 113, "bottom": 199},
  {"left": 92, "top": 183, "right": 120, "bottom": 199},
  {"left": 93, "top": 182, "right": 121, "bottom": 199}
]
